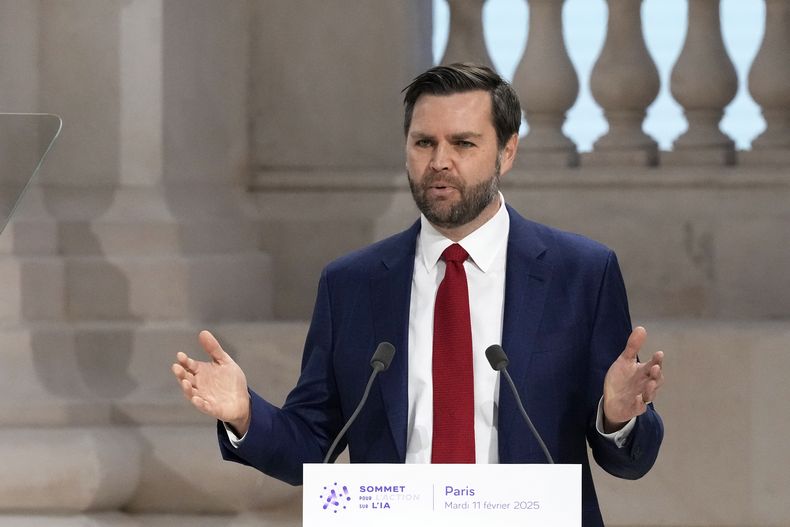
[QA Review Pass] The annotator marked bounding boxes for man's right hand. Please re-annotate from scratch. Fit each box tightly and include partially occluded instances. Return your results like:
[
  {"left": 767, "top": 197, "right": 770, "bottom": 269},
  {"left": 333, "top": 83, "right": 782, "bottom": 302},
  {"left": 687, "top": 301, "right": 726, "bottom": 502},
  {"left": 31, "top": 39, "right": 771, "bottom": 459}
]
[{"left": 172, "top": 330, "right": 251, "bottom": 436}]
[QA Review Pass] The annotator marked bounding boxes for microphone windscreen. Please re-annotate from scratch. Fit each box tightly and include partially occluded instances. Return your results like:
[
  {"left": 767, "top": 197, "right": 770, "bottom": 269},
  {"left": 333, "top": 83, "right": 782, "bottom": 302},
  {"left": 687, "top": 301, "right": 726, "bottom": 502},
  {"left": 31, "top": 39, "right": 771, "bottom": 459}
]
[
  {"left": 370, "top": 342, "right": 396, "bottom": 371},
  {"left": 485, "top": 344, "right": 509, "bottom": 371}
]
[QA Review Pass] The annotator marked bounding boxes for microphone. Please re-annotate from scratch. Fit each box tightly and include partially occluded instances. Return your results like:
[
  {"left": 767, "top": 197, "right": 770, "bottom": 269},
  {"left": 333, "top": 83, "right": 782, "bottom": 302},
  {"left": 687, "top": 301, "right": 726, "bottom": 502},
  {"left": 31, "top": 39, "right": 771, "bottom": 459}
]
[
  {"left": 370, "top": 342, "right": 396, "bottom": 373},
  {"left": 485, "top": 344, "right": 554, "bottom": 464},
  {"left": 322, "top": 342, "right": 396, "bottom": 463}
]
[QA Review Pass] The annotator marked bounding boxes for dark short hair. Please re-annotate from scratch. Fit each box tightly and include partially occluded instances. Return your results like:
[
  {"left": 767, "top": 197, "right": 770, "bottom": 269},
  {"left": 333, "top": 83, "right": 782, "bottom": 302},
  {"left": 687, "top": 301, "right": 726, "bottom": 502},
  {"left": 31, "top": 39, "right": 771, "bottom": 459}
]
[{"left": 402, "top": 63, "right": 521, "bottom": 150}]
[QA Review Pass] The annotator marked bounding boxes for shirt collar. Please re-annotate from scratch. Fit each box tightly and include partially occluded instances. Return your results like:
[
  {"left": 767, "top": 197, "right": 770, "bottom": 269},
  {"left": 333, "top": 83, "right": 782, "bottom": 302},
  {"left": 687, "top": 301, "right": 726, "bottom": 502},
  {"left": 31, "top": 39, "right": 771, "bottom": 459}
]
[{"left": 419, "top": 192, "right": 510, "bottom": 274}]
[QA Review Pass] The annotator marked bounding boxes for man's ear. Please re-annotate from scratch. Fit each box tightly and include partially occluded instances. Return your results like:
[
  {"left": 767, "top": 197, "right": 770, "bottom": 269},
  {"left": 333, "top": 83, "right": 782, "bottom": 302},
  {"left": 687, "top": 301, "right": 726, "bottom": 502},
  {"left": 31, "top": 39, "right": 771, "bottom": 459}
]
[{"left": 498, "top": 133, "right": 519, "bottom": 176}]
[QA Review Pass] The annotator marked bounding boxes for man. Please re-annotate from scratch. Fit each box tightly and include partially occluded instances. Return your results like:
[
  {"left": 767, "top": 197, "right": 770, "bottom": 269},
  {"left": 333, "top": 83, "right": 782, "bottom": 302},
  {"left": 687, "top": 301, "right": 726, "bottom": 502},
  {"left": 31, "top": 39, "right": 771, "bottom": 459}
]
[{"left": 173, "top": 63, "right": 664, "bottom": 526}]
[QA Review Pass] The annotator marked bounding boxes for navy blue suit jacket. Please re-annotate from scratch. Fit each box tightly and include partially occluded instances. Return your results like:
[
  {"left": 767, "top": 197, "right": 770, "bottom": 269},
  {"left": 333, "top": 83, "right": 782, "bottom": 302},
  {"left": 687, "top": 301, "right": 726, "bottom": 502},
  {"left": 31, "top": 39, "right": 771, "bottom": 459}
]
[{"left": 219, "top": 205, "right": 663, "bottom": 526}]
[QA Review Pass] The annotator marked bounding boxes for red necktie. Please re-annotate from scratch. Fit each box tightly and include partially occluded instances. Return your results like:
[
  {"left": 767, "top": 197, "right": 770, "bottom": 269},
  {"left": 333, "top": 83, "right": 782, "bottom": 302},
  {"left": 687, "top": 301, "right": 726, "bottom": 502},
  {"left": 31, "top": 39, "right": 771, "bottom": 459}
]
[{"left": 432, "top": 243, "right": 475, "bottom": 463}]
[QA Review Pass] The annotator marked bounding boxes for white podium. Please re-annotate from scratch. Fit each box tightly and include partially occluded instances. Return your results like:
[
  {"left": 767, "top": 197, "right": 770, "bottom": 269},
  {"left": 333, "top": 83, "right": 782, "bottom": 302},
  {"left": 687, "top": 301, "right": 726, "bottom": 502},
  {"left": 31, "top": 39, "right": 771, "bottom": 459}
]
[{"left": 303, "top": 463, "right": 580, "bottom": 527}]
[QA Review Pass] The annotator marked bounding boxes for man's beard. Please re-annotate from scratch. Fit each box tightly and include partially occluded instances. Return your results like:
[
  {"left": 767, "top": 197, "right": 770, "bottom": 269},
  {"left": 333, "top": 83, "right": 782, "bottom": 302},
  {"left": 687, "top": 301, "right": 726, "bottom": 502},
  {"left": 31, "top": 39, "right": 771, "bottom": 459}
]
[{"left": 408, "top": 162, "right": 501, "bottom": 230}]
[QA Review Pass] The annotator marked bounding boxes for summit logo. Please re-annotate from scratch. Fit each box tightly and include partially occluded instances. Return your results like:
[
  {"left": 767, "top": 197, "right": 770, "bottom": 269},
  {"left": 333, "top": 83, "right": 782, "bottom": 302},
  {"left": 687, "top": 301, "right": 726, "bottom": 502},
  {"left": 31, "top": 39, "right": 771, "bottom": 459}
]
[{"left": 319, "top": 482, "right": 352, "bottom": 513}]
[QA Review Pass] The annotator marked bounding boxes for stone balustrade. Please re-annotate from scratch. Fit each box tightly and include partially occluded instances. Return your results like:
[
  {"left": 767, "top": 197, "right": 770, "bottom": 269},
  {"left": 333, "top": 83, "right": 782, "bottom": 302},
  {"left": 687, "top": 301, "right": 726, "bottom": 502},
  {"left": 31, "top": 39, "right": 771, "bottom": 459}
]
[{"left": 438, "top": 0, "right": 787, "bottom": 167}]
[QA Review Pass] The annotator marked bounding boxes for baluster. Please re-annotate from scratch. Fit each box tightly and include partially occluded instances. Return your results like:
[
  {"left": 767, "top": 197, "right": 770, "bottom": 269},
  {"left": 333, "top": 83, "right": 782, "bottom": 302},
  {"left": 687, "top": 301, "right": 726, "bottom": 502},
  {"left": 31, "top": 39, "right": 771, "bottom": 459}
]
[
  {"left": 667, "top": 0, "right": 737, "bottom": 165},
  {"left": 513, "top": 0, "right": 579, "bottom": 167},
  {"left": 440, "top": 0, "right": 493, "bottom": 67},
  {"left": 586, "top": 0, "right": 660, "bottom": 166},
  {"left": 746, "top": 0, "right": 790, "bottom": 161}
]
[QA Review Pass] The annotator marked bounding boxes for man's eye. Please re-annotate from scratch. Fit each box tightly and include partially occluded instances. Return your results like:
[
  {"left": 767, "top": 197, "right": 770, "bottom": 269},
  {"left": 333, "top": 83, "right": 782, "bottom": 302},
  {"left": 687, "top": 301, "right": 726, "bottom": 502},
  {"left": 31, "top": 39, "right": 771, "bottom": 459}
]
[
  {"left": 457, "top": 141, "right": 475, "bottom": 148},
  {"left": 415, "top": 139, "right": 433, "bottom": 147}
]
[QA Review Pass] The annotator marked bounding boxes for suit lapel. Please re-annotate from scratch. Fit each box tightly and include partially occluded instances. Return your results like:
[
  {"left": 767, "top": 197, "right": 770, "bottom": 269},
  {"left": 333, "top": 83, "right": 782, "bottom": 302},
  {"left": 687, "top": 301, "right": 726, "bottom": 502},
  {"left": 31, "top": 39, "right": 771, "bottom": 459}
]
[
  {"left": 370, "top": 221, "right": 419, "bottom": 462},
  {"left": 500, "top": 206, "right": 552, "bottom": 454}
]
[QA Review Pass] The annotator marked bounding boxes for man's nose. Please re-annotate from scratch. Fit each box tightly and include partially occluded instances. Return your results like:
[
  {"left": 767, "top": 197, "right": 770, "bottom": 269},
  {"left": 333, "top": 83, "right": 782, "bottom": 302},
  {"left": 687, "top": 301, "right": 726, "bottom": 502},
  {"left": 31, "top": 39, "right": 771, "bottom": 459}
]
[{"left": 429, "top": 143, "right": 451, "bottom": 172}]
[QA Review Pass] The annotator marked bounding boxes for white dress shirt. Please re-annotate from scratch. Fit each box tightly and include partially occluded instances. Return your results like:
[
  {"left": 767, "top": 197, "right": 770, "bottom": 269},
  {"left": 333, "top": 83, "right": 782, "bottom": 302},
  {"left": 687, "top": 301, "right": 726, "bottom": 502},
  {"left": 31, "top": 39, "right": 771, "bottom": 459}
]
[{"left": 405, "top": 194, "right": 510, "bottom": 463}]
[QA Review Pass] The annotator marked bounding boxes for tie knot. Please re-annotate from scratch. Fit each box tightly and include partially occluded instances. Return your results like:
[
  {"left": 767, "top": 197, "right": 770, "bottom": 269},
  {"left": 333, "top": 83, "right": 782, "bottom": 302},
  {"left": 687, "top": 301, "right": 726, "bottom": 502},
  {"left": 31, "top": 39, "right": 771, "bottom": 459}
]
[{"left": 442, "top": 243, "right": 468, "bottom": 263}]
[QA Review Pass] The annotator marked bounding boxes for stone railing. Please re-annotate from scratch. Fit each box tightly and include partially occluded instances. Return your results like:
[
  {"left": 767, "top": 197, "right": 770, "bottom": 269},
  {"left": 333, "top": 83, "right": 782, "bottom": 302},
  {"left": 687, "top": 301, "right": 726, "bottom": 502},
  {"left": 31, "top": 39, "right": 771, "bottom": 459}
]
[{"left": 440, "top": 0, "right": 790, "bottom": 167}]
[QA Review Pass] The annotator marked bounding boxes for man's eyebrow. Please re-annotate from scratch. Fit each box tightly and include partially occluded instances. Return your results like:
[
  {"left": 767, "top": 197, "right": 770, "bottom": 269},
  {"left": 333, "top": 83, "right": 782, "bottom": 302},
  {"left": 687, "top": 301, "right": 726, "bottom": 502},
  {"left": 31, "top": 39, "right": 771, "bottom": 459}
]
[
  {"left": 450, "top": 132, "right": 483, "bottom": 140},
  {"left": 407, "top": 131, "right": 484, "bottom": 141}
]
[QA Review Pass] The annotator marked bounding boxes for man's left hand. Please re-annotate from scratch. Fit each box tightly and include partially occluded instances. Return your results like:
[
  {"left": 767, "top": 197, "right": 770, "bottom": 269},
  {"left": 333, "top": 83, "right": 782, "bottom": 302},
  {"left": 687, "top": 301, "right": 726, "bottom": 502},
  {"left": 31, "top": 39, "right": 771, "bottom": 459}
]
[{"left": 602, "top": 326, "right": 665, "bottom": 433}]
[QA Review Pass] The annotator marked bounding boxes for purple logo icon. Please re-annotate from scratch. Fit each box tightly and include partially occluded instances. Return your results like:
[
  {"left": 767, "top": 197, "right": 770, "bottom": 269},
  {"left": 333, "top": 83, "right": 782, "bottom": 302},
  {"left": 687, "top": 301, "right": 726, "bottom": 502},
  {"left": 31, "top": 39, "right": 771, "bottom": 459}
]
[{"left": 319, "top": 482, "right": 352, "bottom": 513}]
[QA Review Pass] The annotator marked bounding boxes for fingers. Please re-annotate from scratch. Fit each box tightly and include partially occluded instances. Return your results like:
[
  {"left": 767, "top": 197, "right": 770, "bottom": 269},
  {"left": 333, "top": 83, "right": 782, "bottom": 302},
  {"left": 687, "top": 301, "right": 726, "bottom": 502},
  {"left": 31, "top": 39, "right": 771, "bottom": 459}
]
[
  {"left": 173, "top": 331, "right": 231, "bottom": 378},
  {"left": 621, "top": 326, "right": 647, "bottom": 362},
  {"left": 179, "top": 377, "right": 194, "bottom": 397},
  {"left": 637, "top": 353, "right": 663, "bottom": 378},
  {"left": 190, "top": 395, "right": 211, "bottom": 414},
  {"left": 639, "top": 351, "right": 665, "bottom": 399},
  {"left": 634, "top": 393, "right": 648, "bottom": 414},
  {"left": 198, "top": 330, "right": 232, "bottom": 365},
  {"left": 643, "top": 363, "right": 665, "bottom": 402},
  {"left": 174, "top": 351, "right": 199, "bottom": 375},
  {"left": 178, "top": 376, "right": 199, "bottom": 405},
  {"left": 172, "top": 362, "right": 196, "bottom": 386},
  {"left": 177, "top": 376, "right": 214, "bottom": 414},
  {"left": 630, "top": 345, "right": 665, "bottom": 406},
  {"left": 645, "top": 349, "right": 664, "bottom": 369},
  {"left": 171, "top": 362, "right": 186, "bottom": 381}
]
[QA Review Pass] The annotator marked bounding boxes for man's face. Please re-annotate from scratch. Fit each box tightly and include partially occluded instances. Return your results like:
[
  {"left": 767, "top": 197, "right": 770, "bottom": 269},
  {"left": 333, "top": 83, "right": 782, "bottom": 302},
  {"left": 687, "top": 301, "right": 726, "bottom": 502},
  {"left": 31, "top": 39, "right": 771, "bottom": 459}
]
[{"left": 406, "top": 90, "right": 516, "bottom": 231}]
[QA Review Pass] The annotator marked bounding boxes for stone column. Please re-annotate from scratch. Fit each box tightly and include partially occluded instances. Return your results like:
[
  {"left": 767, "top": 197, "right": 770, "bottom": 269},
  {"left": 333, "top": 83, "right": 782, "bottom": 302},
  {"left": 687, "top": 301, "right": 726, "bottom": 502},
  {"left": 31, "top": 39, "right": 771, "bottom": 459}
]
[
  {"left": 0, "top": 0, "right": 277, "bottom": 519},
  {"left": 666, "top": 0, "right": 737, "bottom": 165},
  {"left": 585, "top": 0, "right": 660, "bottom": 166},
  {"left": 513, "top": 0, "right": 579, "bottom": 168},
  {"left": 745, "top": 0, "right": 790, "bottom": 163},
  {"left": 441, "top": 0, "right": 493, "bottom": 67}
]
